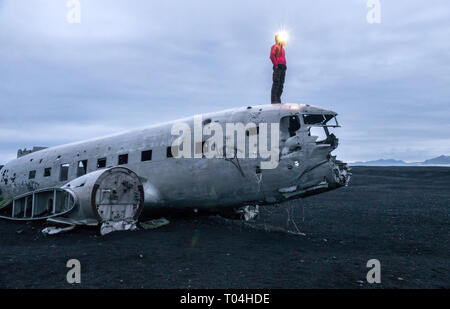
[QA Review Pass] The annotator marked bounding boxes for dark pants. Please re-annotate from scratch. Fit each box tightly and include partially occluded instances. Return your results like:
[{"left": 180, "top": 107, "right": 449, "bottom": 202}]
[{"left": 271, "top": 64, "right": 286, "bottom": 104}]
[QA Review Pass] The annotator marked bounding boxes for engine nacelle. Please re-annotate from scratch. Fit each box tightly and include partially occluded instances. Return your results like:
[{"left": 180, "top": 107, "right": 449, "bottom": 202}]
[{"left": 61, "top": 167, "right": 144, "bottom": 226}]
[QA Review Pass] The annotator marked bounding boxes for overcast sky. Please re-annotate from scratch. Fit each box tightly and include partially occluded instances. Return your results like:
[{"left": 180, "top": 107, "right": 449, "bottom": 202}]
[{"left": 0, "top": 0, "right": 449, "bottom": 164}]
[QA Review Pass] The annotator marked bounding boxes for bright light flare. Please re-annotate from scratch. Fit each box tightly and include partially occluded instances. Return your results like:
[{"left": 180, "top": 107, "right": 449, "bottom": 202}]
[{"left": 276, "top": 31, "right": 289, "bottom": 43}]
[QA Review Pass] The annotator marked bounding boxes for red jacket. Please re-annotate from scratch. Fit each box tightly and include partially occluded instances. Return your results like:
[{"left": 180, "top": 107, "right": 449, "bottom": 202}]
[{"left": 270, "top": 44, "right": 286, "bottom": 67}]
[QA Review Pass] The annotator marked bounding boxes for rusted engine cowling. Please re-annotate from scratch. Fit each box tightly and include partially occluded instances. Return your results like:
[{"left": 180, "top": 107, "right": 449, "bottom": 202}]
[{"left": 61, "top": 167, "right": 144, "bottom": 225}]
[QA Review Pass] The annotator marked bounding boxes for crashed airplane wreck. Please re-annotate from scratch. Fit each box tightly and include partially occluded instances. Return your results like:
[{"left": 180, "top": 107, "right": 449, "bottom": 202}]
[{"left": 0, "top": 104, "right": 350, "bottom": 235}]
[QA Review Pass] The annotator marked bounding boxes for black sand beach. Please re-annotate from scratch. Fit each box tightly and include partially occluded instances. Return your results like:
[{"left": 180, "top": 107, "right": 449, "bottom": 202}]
[{"left": 0, "top": 167, "right": 448, "bottom": 288}]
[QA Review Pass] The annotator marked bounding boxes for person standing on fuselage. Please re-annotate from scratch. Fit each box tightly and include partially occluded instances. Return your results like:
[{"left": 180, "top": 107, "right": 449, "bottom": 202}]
[{"left": 270, "top": 33, "right": 287, "bottom": 104}]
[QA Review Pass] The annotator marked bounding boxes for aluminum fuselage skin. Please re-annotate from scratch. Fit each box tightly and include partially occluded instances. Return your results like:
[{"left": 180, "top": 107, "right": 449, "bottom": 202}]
[{"left": 0, "top": 104, "right": 349, "bottom": 213}]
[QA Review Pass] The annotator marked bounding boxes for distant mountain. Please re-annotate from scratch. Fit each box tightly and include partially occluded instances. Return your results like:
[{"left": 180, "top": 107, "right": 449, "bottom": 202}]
[
  {"left": 422, "top": 155, "right": 450, "bottom": 165},
  {"left": 350, "top": 159, "right": 409, "bottom": 166},
  {"left": 350, "top": 155, "right": 450, "bottom": 166}
]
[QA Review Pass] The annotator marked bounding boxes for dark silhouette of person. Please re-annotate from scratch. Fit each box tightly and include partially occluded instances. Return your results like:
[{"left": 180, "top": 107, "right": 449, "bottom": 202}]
[{"left": 270, "top": 33, "right": 287, "bottom": 104}]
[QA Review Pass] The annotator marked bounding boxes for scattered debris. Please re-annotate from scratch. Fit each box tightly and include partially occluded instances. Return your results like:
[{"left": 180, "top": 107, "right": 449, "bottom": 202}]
[
  {"left": 285, "top": 204, "right": 304, "bottom": 235},
  {"left": 246, "top": 222, "right": 306, "bottom": 236},
  {"left": 100, "top": 220, "right": 138, "bottom": 235},
  {"left": 140, "top": 218, "right": 170, "bottom": 230},
  {"left": 211, "top": 206, "right": 307, "bottom": 236},
  {"left": 236, "top": 205, "right": 260, "bottom": 221},
  {"left": 278, "top": 186, "right": 298, "bottom": 193},
  {"left": 42, "top": 225, "right": 75, "bottom": 235}
]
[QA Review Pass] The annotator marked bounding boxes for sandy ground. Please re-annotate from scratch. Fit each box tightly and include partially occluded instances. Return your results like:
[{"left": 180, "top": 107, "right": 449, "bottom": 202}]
[{"left": 0, "top": 167, "right": 448, "bottom": 289}]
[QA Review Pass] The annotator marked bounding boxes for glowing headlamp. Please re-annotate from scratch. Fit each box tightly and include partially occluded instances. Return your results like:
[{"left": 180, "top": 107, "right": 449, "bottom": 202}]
[{"left": 276, "top": 31, "right": 288, "bottom": 43}]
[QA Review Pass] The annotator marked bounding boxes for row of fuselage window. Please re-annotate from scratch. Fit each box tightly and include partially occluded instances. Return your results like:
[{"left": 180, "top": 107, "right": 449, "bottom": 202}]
[
  {"left": 25, "top": 137, "right": 251, "bottom": 182},
  {"left": 24, "top": 129, "right": 263, "bottom": 182},
  {"left": 27, "top": 149, "right": 161, "bottom": 182}
]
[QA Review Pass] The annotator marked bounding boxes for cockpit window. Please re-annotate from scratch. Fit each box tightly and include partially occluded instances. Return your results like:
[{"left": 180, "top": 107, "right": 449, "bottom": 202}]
[
  {"left": 302, "top": 114, "right": 336, "bottom": 126},
  {"left": 304, "top": 114, "right": 340, "bottom": 147}
]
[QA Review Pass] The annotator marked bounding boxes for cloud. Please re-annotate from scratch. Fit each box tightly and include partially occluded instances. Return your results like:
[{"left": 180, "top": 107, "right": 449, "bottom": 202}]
[{"left": 0, "top": 0, "right": 449, "bottom": 164}]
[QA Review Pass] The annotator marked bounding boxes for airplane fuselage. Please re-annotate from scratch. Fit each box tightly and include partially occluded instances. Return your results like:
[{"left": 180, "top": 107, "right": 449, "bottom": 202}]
[{"left": 0, "top": 104, "right": 350, "bottom": 215}]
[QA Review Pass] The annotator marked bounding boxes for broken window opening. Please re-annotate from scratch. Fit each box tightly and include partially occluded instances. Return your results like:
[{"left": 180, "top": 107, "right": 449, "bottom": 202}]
[
  {"left": 141, "top": 150, "right": 152, "bottom": 162},
  {"left": 280, "top": 115, "right": 301, "bottom": 138},
  {"left": 203, "top": 140, "right": 219, "bottom": 157},
  {"left": 209, "top": 142, "right": 217, "bottom": 152},
  {"left": 309, "top": 127, "right": 333, "bottom": 145},
  {"left": 59, "top": 163, "right": 70, "bottom": 182},
  {"left": 47, "top": 198, "right": 53, "bottom": 212},
  {"left": 44, "top": 167, "right": 51, "bottom": 177},
  {"left": 288, "top": 116, "right": 301, "bottom": 137},
  {"left": 246, "top": 126, "right": 260, "bottom": 136},
  {"left": 302, "top": 114, "right": 337, "bottom": 126},
  {"left": 97, "top": 158, "right": 107, "bottom": 169},
  {"left": 77, "top": 160, "right": 88, "bottom": 177},
  {"left": 194, "top": 141, "right": 207, "bottom": 157},
  {"left": 118, "top": 154, "right": 128, "bottom": 165},
  {"left": 29, "top": 170, "right": 36, "bottom": 180},
  {"left": 167, "top": 146, "right": 173, "bottom": 158}
]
